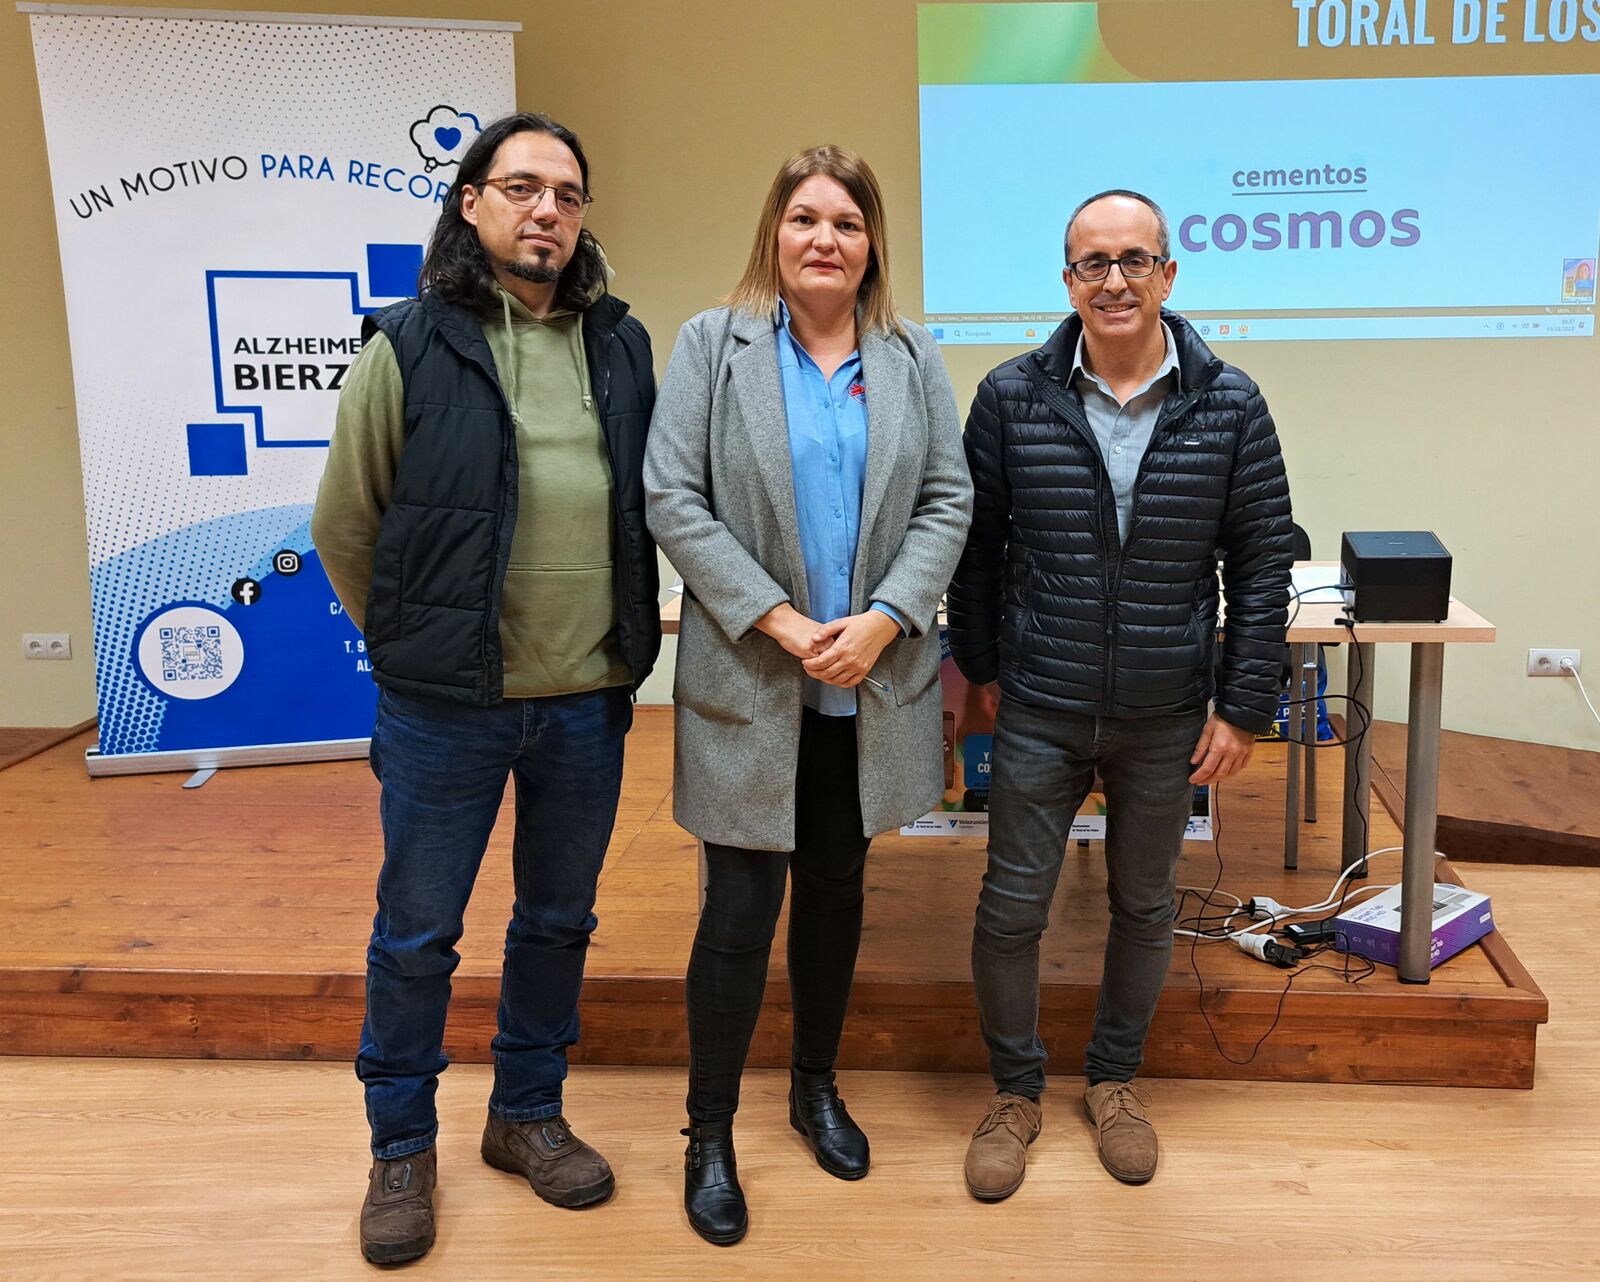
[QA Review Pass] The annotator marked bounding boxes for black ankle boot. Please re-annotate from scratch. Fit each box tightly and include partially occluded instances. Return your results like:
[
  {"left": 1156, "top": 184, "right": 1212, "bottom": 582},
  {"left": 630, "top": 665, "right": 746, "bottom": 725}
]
[
  {"left": 682, "top": 1121, "right": 747, "bottom": 1245},
  {"left": 789, "top": 1067, "right": 870, "bottom": 1180}
]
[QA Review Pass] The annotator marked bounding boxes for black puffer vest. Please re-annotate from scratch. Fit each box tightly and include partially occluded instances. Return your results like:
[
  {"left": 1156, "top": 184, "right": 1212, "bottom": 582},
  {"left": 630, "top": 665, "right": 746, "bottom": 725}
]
[
  {"left": 362, "top": 291, "right": 660, "bottom": 704},
  {"left": 947, "top": 310, "right": 1293, "bottom": 733}
]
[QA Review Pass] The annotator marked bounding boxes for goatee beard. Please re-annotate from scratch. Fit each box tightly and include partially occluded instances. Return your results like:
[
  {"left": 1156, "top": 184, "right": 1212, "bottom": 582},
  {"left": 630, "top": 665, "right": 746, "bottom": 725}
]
[{"left": 503, "top": 256, "right": 560, "bottom": 285}]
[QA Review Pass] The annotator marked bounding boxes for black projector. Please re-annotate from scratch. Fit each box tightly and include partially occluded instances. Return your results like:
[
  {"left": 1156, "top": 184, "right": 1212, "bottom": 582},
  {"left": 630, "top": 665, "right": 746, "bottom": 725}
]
[{"left": 1340, "top": 531, "right": 1452, "bottom": 622}]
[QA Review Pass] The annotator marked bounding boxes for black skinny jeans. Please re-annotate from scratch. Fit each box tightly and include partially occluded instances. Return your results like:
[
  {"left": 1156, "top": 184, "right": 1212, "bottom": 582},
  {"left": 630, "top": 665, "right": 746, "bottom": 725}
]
[{"left": 685, "top": 708, "right": 871, "bottom": 1123}]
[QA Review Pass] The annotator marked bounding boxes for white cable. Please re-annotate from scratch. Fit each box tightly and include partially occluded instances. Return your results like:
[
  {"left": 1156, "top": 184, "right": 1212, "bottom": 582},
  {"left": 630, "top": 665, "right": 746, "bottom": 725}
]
[
  {"left": 1172, "top": 884, "right": 1247, "bottom": 938},
  {"left": 1292, "top": 845, "right": 1404, "bottom": 913},
  {"left": 1178, "top": 885, "right": 1243, "bottom": 911},
  {"left": 1177, "top": 884, "right": 1396, "bottom": 942},
  {"left": 1562, "top": 657, "right": 1600, "bottom": 729},
  {"left": 1181, "top": 882, "right": 1395, "bottom": 942},
  {"left": 1174, "top": 846, "right": 1406, "bottom": 940}
]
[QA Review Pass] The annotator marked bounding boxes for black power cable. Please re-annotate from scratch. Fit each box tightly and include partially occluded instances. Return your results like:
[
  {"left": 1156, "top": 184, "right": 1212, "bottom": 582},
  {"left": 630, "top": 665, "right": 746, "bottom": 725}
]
[{"left": 1185, "top": 614, "right": 1378, "bottom": 1066}]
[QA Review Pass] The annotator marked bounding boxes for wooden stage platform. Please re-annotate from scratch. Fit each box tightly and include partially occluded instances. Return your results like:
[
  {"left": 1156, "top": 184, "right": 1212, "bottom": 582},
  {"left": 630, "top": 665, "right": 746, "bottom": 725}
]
[
  {"left": 0, "top": 711, "right": 1546, "bottom": 1088},
  {"left": 1369, "top": 720, "right": 1600, "bottom": 868}
]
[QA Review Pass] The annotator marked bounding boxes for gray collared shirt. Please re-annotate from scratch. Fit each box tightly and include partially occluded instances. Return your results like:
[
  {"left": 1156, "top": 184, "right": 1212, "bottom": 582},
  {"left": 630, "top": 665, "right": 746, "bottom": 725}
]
[{"left": 1069, "top": 322, "right": 1180, "bottom": 545}]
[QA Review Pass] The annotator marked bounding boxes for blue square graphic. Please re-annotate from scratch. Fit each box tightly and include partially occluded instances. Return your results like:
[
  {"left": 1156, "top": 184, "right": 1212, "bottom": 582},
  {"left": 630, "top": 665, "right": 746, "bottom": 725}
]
[
  {"left": 187, "top": 423, "right": 248, "bottom": 476},
  {"left": 367, "top": 243, "right": 424, "bottom": 299}
]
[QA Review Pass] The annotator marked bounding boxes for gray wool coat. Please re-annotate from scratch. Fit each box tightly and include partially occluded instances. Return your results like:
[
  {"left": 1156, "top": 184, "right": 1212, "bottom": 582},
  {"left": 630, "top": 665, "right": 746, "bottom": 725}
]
[{"left": 644, "top": 306, "right": 974, "bottom": 852}]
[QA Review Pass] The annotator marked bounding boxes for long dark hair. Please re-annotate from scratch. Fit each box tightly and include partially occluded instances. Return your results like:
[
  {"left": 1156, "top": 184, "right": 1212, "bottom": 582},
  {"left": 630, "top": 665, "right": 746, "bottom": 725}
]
[{"left": 419, "top": 112, "right": 608, "bottom": 316}]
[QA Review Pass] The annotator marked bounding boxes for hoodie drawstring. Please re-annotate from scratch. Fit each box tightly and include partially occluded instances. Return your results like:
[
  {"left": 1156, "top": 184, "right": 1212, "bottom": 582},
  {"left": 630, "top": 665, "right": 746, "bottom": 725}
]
[{"left": 499, "top": 287, "right": 593, "bottom": 421}]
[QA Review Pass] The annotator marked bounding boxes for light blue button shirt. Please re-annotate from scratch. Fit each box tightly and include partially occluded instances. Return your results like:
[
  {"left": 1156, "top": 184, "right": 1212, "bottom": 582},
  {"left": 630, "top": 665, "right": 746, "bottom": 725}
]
[
  {"left": 775, "top": 301, "right": 905, "bottom": 716},
  {"left": 1069, "top": 322, "right": 1180, "bottom": 545}
]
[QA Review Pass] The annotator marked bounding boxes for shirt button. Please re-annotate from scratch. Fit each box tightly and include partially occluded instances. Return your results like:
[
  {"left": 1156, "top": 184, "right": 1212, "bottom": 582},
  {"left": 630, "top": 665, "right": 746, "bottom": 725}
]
[
  {"left": 1114, "top": 445, "right": 1124, "bottom": 454},
  {"left": 830, "top": 453, "right": 838, "bottom": 463},
  {"left": 833, "top": 509, "right": 842, "bottom": 518}
]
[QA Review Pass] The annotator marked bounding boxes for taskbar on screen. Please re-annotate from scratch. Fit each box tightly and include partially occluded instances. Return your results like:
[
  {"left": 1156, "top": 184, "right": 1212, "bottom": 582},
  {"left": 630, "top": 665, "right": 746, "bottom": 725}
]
[{"left": 925, "top": 312, "right": 1596, "bottom": 345}]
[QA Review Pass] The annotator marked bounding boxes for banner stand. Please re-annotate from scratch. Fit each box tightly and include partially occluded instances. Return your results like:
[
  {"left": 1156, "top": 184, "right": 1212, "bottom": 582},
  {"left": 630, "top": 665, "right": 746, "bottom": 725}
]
[
  {"left": 84, "top": 737, "right": 370, "bottom": 781},
  {"left": 23, "top": 6, "right": 517, "bottom": 777}
]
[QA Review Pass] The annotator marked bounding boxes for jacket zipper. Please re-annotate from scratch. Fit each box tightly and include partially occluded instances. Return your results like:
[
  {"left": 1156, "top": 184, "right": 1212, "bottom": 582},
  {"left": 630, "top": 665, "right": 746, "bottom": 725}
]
[
  {"left": 1021, "top": 358, "right": 1207, "bottom": 714},
  {"left": 1022, "top": 359, "right": 1120, "bottom": 713}
]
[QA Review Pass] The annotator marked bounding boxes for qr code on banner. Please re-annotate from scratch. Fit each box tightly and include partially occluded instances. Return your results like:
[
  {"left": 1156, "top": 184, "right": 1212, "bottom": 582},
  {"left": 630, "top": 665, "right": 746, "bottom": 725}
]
[{"left": 160, "top": 625, "right": 224, "bottom": 682}]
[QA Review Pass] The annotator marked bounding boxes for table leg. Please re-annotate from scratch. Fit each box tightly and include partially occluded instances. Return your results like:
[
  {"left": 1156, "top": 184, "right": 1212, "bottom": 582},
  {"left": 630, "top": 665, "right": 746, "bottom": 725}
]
[
  {"left": 1302, "top": 644, "right": 1318, "bottom": 822},
  {"left": 1399, "top": 643, "right": 1445, "bottom": 984},
  {"left": 1284, "top": 660, "right": 1302, "bottom": 870},
  {"left": 1341, "top": 641, "right": 1376, "bottom": 872}
]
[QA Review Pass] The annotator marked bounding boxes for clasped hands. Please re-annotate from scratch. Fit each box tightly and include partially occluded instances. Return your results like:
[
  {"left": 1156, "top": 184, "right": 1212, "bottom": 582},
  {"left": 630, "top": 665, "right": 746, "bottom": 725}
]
[{"left": 755, "top": 603, "right": 899, "bottom": 689}]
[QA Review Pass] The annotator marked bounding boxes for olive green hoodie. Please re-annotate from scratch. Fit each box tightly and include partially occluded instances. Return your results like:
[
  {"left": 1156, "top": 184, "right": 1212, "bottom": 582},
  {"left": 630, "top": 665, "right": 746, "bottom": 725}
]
[{"left": 311, "top": 285, "right": 628, "bottom": 698}]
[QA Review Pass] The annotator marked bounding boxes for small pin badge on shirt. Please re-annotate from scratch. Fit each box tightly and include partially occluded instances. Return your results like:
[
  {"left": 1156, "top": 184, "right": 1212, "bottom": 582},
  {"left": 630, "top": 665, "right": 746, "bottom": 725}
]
[{"left": 848, "top": 382, "right": 866, "bottom": 401}]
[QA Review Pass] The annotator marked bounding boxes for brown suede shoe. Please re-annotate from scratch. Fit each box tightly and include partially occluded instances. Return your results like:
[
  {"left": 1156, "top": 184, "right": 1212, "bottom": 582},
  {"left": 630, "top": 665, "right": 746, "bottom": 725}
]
[
  {"left": 1083, "top": 1081, "right": 1158, "bottom": 1184},
  {"left": 481, "top": 1111, "right": 615, "bottom": 1208},
  {"left": 963, "top": 1092, "right": 1042, "bottom": 1202},
  {"left": 360, "top": 1147, "right": 436, "bottom": 1266}
]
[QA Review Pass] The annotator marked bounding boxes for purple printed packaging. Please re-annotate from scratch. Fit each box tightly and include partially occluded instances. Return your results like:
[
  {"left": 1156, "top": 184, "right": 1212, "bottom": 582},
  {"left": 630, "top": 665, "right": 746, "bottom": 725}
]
[{"left": 1333, "top": 883, "right": 1494, "bottom": 970}]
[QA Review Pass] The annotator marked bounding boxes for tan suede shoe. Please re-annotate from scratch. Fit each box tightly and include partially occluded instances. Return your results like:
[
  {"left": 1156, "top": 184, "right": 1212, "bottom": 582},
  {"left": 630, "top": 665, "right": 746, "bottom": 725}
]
[
  {"left": 360, "top": 1147, "right": 436, "bottom": 1265},
  {"left": 481, "top": 1112, "right": 615, "bottom": 1208},
  {"left": 1083, "top": 1081, "right": 1158, "bottom": 1184},
  {"left": 963, "top": 1092, "right": 1043, "bottom": 1201}
]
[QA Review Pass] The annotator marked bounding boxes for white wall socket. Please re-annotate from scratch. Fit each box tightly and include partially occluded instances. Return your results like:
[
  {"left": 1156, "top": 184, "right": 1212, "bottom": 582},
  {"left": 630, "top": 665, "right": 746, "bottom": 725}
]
[
  {"left": 22, "top": 633, "right": 73, "bottom": 660},
  {"left": 1527, "top": 648, "right": 1580, "bottom": 677}
]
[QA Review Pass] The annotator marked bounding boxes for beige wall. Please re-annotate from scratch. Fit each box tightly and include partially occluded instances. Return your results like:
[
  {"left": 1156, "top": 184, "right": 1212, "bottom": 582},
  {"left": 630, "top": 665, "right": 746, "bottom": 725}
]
[{"left": 4, "top": 1, "right": 1596, "bottom": 750}]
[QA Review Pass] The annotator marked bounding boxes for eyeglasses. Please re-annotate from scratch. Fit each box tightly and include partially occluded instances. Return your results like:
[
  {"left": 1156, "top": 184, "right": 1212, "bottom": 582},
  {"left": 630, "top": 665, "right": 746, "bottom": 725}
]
[
  {"left": 1067, "top": 253, "right": 1167, "bottom": 282},
  {"left": 476, "top": 176, "right": 592, "bottom": 218}
]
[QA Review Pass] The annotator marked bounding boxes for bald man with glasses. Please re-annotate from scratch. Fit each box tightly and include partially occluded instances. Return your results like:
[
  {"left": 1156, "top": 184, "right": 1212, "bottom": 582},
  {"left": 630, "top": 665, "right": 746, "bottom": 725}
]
[{"left": 947, "top": 188, "right": 1294, "bottom": 1200}]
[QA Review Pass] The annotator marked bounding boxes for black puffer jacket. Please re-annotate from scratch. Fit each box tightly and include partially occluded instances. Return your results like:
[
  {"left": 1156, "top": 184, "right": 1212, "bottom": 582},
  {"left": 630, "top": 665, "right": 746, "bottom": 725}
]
[{"left": 947, "top": 310, "right": 1292, "bottom": 734}]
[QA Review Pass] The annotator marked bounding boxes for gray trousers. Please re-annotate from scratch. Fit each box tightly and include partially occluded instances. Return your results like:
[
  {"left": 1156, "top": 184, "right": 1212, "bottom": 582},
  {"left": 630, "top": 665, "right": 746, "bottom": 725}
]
[{"left": 972, "top": 695, "right": 1206, "bottom": 1095}]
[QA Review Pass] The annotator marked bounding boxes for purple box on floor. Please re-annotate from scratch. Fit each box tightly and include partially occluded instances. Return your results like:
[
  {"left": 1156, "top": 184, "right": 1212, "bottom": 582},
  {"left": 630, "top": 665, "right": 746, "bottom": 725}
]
[{"left": 1333, "top": 883, "right": 1495, "bottom": 970}]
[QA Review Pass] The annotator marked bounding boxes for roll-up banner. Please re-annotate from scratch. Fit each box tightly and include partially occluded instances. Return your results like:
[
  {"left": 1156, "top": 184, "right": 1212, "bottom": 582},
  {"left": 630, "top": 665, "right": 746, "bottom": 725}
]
[{"left": 21, "top": 4, "right": 518, "bottom": 776}]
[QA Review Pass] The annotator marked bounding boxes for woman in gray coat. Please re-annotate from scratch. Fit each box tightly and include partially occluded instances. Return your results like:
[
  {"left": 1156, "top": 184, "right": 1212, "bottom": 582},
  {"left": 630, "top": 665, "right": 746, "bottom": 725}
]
[{"left": 644, "top": 145, "right": 972, "bottom": 1244}]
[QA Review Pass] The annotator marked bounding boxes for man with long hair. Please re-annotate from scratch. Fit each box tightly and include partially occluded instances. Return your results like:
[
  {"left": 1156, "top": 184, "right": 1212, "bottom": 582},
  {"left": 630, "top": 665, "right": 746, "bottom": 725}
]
[{"left": 312, "top": 112, "right": 659, "bottom": 1266}]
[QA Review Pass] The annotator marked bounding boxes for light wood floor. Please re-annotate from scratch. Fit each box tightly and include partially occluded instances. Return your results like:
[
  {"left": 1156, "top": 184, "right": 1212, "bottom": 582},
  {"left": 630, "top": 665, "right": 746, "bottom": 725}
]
[{"left": 2, "top": 860, "right": 1594, "bottom": 1281}]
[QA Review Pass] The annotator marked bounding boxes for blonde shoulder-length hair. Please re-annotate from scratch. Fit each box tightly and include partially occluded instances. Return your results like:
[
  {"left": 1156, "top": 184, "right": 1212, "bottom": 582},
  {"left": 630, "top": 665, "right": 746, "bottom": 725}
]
[{"left": 724, "top": 145, "right": 902, "bottom": 337}]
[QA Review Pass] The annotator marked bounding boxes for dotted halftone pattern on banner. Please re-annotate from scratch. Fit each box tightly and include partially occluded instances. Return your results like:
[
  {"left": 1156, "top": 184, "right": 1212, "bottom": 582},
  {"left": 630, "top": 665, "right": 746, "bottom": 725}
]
[
  {"left": 37, "top": 13, "right": 515, "bottom": 567},
  {"left": 28, "top": 16, "right": 507, "bottom": 150},
  {"left": 91, "top": 505, "right": 311, "bottom": 755},
  {"left": 76, "top": 373, "right": 222, "bottom": 567}
]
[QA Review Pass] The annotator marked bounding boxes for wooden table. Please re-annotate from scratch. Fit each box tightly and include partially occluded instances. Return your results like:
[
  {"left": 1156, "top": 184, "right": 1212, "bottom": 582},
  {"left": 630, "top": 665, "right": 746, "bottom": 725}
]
[{"left": 1282, "top": 563, "right": 1494, "bottom": 981}]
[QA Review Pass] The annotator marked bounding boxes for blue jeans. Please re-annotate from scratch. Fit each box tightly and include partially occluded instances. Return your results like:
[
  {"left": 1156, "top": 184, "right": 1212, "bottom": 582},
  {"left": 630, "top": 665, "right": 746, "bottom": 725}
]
[
  {"left": 972, "top": 696, "right": 1206, "bottom": 1096},
  {"left": 357, "top": 684, "right": 632, "bottom": 1159}
]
